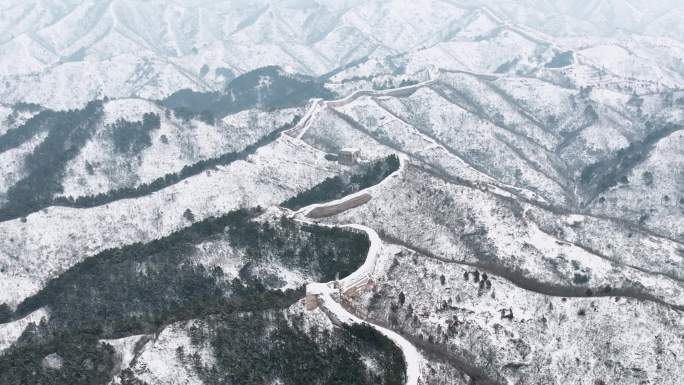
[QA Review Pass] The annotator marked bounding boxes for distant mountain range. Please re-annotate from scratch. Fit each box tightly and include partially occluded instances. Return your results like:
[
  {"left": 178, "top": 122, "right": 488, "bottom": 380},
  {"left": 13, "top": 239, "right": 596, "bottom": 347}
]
[{"left": 2, "top": 0, "right": 684, "bottom": 109}]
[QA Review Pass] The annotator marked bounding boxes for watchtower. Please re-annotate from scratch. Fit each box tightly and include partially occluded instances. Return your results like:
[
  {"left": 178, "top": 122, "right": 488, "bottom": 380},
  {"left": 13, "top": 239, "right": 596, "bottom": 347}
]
[{"left": 338, "top": 148, "right": 360, "bottom": 165}]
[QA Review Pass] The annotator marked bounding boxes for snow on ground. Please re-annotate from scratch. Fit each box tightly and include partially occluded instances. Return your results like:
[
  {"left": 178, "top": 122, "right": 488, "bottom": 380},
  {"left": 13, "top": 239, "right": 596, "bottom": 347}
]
[
  {"left": 338, "top": 223, "right": 382, "bottom": 292},
  {"left": 114, "top": 298, "right": 396, "bottom": 385},
  {"left": 294, "top": 162, "right": 424, "bottom": 384},
  {"left": 295, "top": 154, "right": 406, "bottom": 219},
  {"left": 305, "top": 238, "right": 423, "bottom": 385},
  {"left": 189, "top": 213, "right": 315, "bottom": 292},
  {"left": 60, "top": 100, "right": 301, "bottom": 198},
  {"left": 0, "top": 131, "right": 48, "bottom": 203},
  {"left": 373, "top": 83, "right": 568, "bottom": 203},
  {"left": 221, "top": 107, "right": 302, "bottom": 140},
  {"left": 0, "top": 135, "right": 341, "bottom": 307},
  {"left": 578, "top": 43, "right": 684, "bottom": 88},
  {"left": 589, "top": 87, "right": 634, "bottom": 114},
  {"left": 316, "top": 163, "right": 684, "bottom": 309},
  {"left": 436, "top": 71, "right": 559, "bottom": 150},
  {"left": 559, "top": 120, "right": 630, "bottom": 170},
  {"left": 0, "top": 106, "right": 41, "bottom": 137},
  {"left": 302, "top": 88, "right": 559, "bottom": 208},
  {"left": 0, "top": 106, "right": 11, "bottom": 136},
  {"left": 249, "top": 126, "right": 683, "bottom": 383},
  {"left": 113, "top": 321, "right": 212, "bottom": 385},
  {"left": 0, "top": 307, "right": 49, "bottom": 353},
  {"left": 1, "top": 53, "right": 202, "bottom": 110},
  {"left": 2, "top": 4, "right": 684, "bottom": 383},
  {"left": 327, "top": 57, "right": 396, "bottom": 84},
  {"left": 0, "top": 1, "right": 472, "bottom": 110},
  {"left": 318, "top": 290, "right": 423, "bottom": 385},
  {"left": 357, "top": 244, "right": 684, "bottom": 385},
  {"left": 406, "top": 28, "right": 553, "bottom": 75},
  {"left": 589, "top": 129, "right": 684, "bottom": 240},
  {"left": 190, "top": 238, "right": 244, "bottom": 282},
  {"left": 450, "top": 8, "right": 501, "bottom": 41},
  {"left": 532, "top": 209, "right": 684, "bottom": 281},
  {"left": 0, "top": 36, "right": 53, "bottom": 77},
  {"left": 101, "top": 335, "right": 151, "bottom": 376},
  {"left": 339, "top": 0, "right": 465, "bottom": 52},
  {"left": 491, "top": 76, "right": 587, "bottom": 135},
  {"left": 3, "top": 1, "right": 684, "bottom": 110},
  {"left": 101, "top": 99, "right": 163, "bottom": 126}
]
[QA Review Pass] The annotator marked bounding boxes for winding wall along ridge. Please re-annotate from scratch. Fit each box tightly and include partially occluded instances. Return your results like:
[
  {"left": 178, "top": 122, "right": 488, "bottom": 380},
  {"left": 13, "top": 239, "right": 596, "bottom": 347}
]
[{"left": 292, "top": 156, "right": 422, "bottom": 385}]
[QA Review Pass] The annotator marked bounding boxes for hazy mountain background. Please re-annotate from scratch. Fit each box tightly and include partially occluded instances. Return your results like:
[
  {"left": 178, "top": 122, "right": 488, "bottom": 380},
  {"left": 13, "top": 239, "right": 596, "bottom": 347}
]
[{"left": 2, "top": 0, "right": 684, "bottom": 109}]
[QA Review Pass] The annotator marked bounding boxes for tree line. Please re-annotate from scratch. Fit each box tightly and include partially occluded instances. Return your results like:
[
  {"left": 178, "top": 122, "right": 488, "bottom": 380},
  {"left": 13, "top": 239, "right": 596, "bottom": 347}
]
[{"left": 282, "top": 154, "right": 400, "bottom": 210}]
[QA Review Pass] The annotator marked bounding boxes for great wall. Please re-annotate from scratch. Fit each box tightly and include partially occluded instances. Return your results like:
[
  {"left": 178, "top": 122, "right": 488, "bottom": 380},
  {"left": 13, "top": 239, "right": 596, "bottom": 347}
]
[{"left": 287, "top": 155, "right": 421, "bottom": 385}]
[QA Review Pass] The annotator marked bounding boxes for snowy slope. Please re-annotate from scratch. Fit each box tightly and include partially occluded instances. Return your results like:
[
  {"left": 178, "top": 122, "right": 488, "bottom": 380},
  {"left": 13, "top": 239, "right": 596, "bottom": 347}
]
[
  {"left": 358, "top": 244, "right": 683, "bottom": 385},
  {"left": 589, "top": 129, "right": 684, "bottom": 240},
  {"left": 58, "top": 99, "right": 301, "bottom": 198},
  {"left": 4, "top": 0, "right": 684, "bottom": 110},
  {"left": 0, "top": 134, "right": 341, "bottom": 307},
  {"left": 0, "top": 307, "right": 49, "bottom": 353}
]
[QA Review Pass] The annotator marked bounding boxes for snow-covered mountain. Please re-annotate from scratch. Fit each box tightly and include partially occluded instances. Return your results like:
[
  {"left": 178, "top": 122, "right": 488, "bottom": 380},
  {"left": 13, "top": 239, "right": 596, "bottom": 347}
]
[
  {"left": 3, "top": 0, "right": 684, "bottom": 110},
  {"left": 0, "top": 1, "right": 682, "bottom": 385}
]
